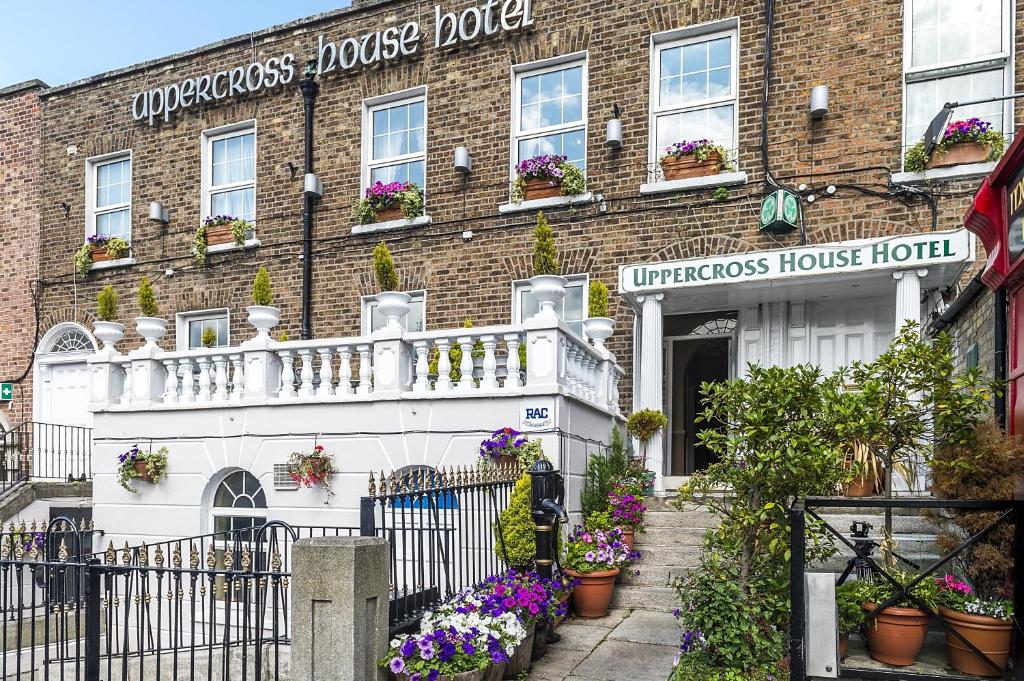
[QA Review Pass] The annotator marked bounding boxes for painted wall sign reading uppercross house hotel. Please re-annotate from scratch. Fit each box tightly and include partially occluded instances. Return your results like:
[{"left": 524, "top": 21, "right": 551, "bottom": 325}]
[{"left": 131, "top": 0, "right": 534, "bottom": 125}]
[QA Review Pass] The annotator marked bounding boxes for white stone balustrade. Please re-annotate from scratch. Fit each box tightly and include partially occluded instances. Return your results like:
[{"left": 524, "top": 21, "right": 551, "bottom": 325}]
[{"left": 88, "top": 319, "right": 624, "bottom": 414}]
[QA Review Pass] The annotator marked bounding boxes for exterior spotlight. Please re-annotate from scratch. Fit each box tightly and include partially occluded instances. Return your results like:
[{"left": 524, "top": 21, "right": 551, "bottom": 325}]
[
  {"left": 148, "top": 201, "right": 169, "bottom": 223},
  {"left": 810, "top": 85, "right": 829, "bottom": 120},
  {"left": 304, "top": 172, "right": 323, "bottom": 198},
  {"left": 826, "top": 185, "right": 836, "bottom": 195},
  {"left": 605, "top": 104, "right": 623, "bottom": 148},
  {"left": 454, "top": 146, "right": 472, "bottom": 174},
  {"left": 923, "top": 104, "right": 954, "bottom": 157}
]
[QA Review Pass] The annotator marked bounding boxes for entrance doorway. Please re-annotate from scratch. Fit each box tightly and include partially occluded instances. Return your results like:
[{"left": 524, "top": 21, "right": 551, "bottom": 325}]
[
  {"left": 664, "top": 313, "right": 735, "bottom": 477},
  {"left": 33, "top": 323, "right": 97, "bottom": 428}
]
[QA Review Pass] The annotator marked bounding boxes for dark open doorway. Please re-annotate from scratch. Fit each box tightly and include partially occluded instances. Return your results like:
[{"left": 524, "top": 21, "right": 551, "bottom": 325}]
[{"left": 667, "top": 336, "right": 730, "bottom": 476}]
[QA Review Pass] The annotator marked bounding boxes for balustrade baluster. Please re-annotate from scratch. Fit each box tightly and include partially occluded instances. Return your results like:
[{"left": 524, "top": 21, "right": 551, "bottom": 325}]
[
  {"left": 412, "top": 341, "right": 430, "bottom": 393},
  {"left": 456, "top": 336, "right": 474, "bottom": 392},
  {"left": 162, "top": 359, "right": 179, "bottom": 404},
  {"left": 120, "top": 361, "right": 132, "bottom": 406},
  {"left": 213, "top": 355, "right": 229, "bottom": 402},
  {"left": 279, "top": 350, "right": 296, "bottom": 399},
  {"left": 298, "top": 349, "right": 315, "bottom": 397},
  {"left": 317, "top": 348, "right": 335, "bottom": 397},
  {"left": 480, "top": 335, "right": 497, "bottom": 390},
  {"left": 357, "top": 344, "right": 372, "bottom": 395},
  {"left": 435, "top": 339, "right": 452, "bottom": 392},
  {"left": 229, "top": 354, "right": 244, "bottom": 402},
  {"left": 338, "top": 347, "right": 354, "bottom": 396},
  {"left": 504, "top": 334, "right": 522, "bottom": 389},
  {"left": 179, "top": 358, "right": 194, "bottom": 403},
  {"left": 196, "top": 356, "right": 212, "bottom": 402}
]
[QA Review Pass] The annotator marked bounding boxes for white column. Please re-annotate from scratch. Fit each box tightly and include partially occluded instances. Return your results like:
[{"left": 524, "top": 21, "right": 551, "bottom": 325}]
[
  {"left": 893, "top": 269, "right": 928, "bottom": 333},
  {"left": 636, "top": 293, "right": 665, "bottom": 488}
]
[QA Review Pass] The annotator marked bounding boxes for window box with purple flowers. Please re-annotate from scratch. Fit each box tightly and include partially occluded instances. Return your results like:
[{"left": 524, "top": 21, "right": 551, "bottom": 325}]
[
  {"left": 511, "top": 154, "right": 586, "bottom": 204},
  {"left": 659, "top": 140, "right": 731, "bottom": 181},
  {"left": 353, "top": 181, "right": 425, "bottom": 226},
  {"left": 904, "top": 118, "right": 1006, "bottom": 174},
  {"left": 74, "top": 234, "right": 131, "bottom": 276}
]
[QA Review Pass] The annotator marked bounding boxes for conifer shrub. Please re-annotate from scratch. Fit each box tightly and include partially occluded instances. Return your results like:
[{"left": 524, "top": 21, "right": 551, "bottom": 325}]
[
  {"left": 495, "top": 473, "right": 535, "bottom": 570},
  {"left": 532, "top": 212, "right": 559, "bottom": 276},
  {"left": 373, "top": 241, "right": 400, "bottom": 291},
  {"left": 97, "top": 286, "right": 118, "bottom": 322},
  {"left": 588, "top": 280, "right": 609, "bottom": 318},
  {"left": 137, "top": 277, "right": 158, "bottom": 317},
  {"left": 251, "top": 267, "right": 273, "bottom": 306}
]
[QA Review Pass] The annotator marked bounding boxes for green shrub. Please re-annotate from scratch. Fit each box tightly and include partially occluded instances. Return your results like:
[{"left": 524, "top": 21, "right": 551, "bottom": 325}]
[
  {"left": 626, "top": 409, "right": 667, "bottom": 465},
  {"left": 532, "top": 212, "right": 559, "bottom": 276},
  {"left": 201, "top": 327, "right": 217, "bottom": 348},
  {"left": 428, "top": 319, "right": 477, "bottom": 382},
  {"left": 97, "top": 286, "right": 118, "bottom": 322},
  {"left": 136, "top": 277, "right": 158, "bottom": 317},
  {"left": 251, "top": 267, "right": 273, "bottom": 306},
  {"left": 836, "top": 581, "right": 866, "bottom": 635},
  {"left": 580, "top": 427, "right": 630, "bottom": 518},
  {"left": 495, "top": 474, "right": 535, "bottom": 569},
  {"left": 588, "top": 280, "right": 609, "bottom": 318},
  {"left": 372, "top": 241, "right": 400, "bottom": 291}
]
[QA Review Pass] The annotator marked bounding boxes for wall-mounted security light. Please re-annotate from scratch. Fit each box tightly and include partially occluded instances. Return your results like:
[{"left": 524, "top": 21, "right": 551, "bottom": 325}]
[
  {"left": 148, "top": 201, "right": 169, "bottom": 223},
  {"left": 454, "top": 146, "right": 472, "bottom": 174},
  {"left": 304, "top": 172, "right": 323, "bottom": 198},
  {"left": 810, "top": 85, "right": 829, "bottom": 120},
  {"left": 605, "top": 104, "right": 623, "bottom": 148},
  {"left": 66, "top": 145, "right": 77, "bottom": 157}
]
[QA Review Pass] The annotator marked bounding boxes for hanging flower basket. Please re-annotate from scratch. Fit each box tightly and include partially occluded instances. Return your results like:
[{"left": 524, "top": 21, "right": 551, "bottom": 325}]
[
  {"left": 660, "top": 140, "right": 729, "bottom": 181},
  {"left": 116, "top": 445, "right": 169, "bottom": 492},
  {"left": 288, "top": 445, "right": 337, "bottom": 503}
]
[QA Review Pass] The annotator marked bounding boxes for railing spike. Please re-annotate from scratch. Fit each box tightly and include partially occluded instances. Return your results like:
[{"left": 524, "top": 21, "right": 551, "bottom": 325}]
[
  {"left": 241, "top": 544, "right": 252, "bottom": 571},
  {"left": 206, "top": 543, "right": 216, "bottom": 569},
  {"left": 1, "top": 541, "right": 8, "bottom": 560},
  {"left": 78, "top": 518, "right": 86, "bottom": 532},
  {"left": 139, "top": 543, "right": 149, "bottom": 567},
  {"left": 14, "top": 543, "right": 23, "bottom": 560},
  {"left": 368, "top": 471, "right": 376, "bottom": 497},
  {"left": 89, "top": 519, "right": 96, "bottom": 531},
  {"left": 223, "top": 549, "right": 234, "bottom": 571},
  {"left": 190, "top": 543, "right": 200, "bottom": 569},
  {"left": 388, "top": 471, "right": 398, "bottom": 495},
  {"left": 18, "top": 520, "right": 26, "bottom": 533},
  {"left": 104, "top": 541, "right": 115, "bottom": 565},
  {"left": 29, "top": 519, "right": 37, "bottom": 533},
  {"left": 57, "top": 538, "right": 68, "bottom": 562},
  {"left": 271, "top": 546, "right": 283, "bottom": 572},
  {"left": 121, "top": 542, "right": 131, "bottom": 566},
  {"left": 154, "top": 545, "right": 165, "bottom": 568},
  {"left": 173, "top": 545, "right": 182, "bottom": 569}
]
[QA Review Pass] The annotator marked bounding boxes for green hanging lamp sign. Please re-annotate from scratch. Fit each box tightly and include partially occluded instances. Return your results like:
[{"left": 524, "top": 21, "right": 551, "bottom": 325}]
[{"left": 759, "top": 188, "right": 800, "bottom": 233}]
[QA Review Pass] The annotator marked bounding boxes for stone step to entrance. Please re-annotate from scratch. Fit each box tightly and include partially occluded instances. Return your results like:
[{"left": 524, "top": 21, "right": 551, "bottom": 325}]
[
  {"left": 631, "top": 544, "right": 702, "bottom": 567},
  {"left": 620, "top": 564, "right": 689, "bottom": 587},
  {"left": 641, "top": 509, "right": 717, "bottom": 529},
  {"left": 817, "top": 512, "right": 937, "bottom": 535},
  {"left": 634, "top": 526, "right": 706, "bottom": 546},
  {"left": 610, "top": 584, "right": 677, "bottom": 612}
]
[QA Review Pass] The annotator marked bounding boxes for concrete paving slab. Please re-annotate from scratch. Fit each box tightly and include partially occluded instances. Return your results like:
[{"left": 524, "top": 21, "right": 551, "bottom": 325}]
[
  {"left": 607, "top": 610, "right": 682, "bottom": 648},
  {"left": 570, "top": 639, "right": 678, "bottom": 681},
  {"left": 565, "top": 608, "right": 630, "bottom": 628},
  {"left": 548, "top": 623, "right": 610, "bottom": 651},
  {"left": 526, "top": 646, "right": 591, "bottom": 677}
]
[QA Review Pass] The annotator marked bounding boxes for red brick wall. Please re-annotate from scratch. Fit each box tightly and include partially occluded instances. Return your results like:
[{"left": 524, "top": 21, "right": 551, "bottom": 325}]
[{"left": 0, "top": 81, "right": 44, "bottom": 428}]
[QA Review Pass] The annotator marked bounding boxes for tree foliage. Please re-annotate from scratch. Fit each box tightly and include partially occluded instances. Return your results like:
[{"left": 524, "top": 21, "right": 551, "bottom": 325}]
[
  {"left": 532, "top": 212, "right": 559, "bottom": 276},
  {"left": 588, "top": 280, "right": 609, "bottom": 318},
  {"left": 97, "top": 285, "right": 118, "bottom": 322},
  {"left": 251, "top": 266, "right": 274, "bottom": 306},
  {"left": 136, "top": 277, "right": 158, "bottom": 317},
  {"left": 373, "top": 241, "right": 400, "bottom": 292},
  {"left": 581, "top": 426, "right": 630, "bottom": 518}
]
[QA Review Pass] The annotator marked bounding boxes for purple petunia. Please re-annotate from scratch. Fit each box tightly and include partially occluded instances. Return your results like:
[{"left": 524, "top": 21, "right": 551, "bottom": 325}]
[
  {"left": 514, "top": 154, "right": 569, "bottom": 181},
  {"left": 388, "top": 657, "right": 405, "bottom": 673}
]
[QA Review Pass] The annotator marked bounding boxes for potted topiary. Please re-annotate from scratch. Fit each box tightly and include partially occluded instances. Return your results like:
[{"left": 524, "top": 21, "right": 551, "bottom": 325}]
[
  {"left": 512, "top": 154, "right": 586, "bottom": 202},
  {"left": 116, "top": 445, "right": 169, "bottom": 493},
  {"left": 134, "top": 276, "right": 167, "bottom": 348},
  {"left": 192, "top": 215, "right": 251, "bottom": 266},
  {"left": 660, "top": 140, "right": 730, "bottom": 181},
  {"left": 246, "top": 266, "right": 280, "bottom": 339},
  {"left": 835, "top": 581, "right": 866, "bottom": 660},
  {"left": 583, "top": 280, "right": 614, "bottom": 346},
  {"left": 527, "top": 212, "right": 568, "bottom": 321},
  {"left": 860, "top": 571, "right": 938, "bottom": 666},
  {"left": 904, "top": 118, "right": 1006, "bottom": 172},
  {"left": 372, "top": 241, "right": 410, "bottom": 332},
  {"left": 75, "top": 234, "right": 130, "bottom": 276},
  {"left": 352, "top": 181, "right": 424, "bottom": 225},
  {"left": 93, "top": 285, "right": 124, "bottom": 350},
  {"left": 562, "top": 515, "right": 635, "bottom": 618},
  {"left": 495, "top": 473, "right": 535, "bottom": 571},
  {"left": 200, "top": 326, "right": 217, "bottom": 349}
]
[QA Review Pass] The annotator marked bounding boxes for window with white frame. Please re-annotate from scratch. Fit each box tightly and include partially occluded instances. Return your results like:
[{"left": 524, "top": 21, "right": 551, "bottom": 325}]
[
  {"left": 512, "top": 58, "right": 587, "bottom": 171},
  {"left": 904, "top": 0, "right": 1010, "bottom": 150},
  {"left": 210, "top": 470, "right": 266, "bottom": 536},
  {"left": 361, "top": 291, "right": 426, "bottom": 335},
  {"left": 176, "top": 310, "right": 229, "bottom": 351},
  {"left": 512, "top": 275, "right": 588, "bottom": 336},
  {"left": 202, "top": 123, "right": 256, "bottom": 224},
  {"left": 86, "top": 153, "right": 132, "bottom": 241},
  {"left": 364, "top": 92, "right": 426, "bottom": 190},
  {"left": 650, "top": 26, "right": 738, "bottom": 165}
]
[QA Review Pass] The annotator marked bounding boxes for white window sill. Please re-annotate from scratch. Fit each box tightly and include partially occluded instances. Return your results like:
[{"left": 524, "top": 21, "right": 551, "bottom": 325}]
[
  {"left": 207, "top": 237, "right": 261, "bottom": 255},
  {"left": 498, "top": 192, "right": 593, "bottom": 214},
  {"left": 640, "top": 171, "right": 748, "bottom": 195},
  {"left": 351, "top": 215, "right": 432, "bottom": 235},
  {"left": 90, "top": 256, "right": 136, "bottom": 271},
  {"left": 891, "top": 162, "right": 996, "bottom": 184}
]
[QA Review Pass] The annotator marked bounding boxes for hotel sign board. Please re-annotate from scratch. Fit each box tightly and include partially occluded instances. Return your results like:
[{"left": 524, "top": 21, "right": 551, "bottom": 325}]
[
  {"left": 619, "top": 230, "right": 971, "bottom": 293},
  {"left": 1007, "top": 163, "right": 1024, "bottom": 263}
]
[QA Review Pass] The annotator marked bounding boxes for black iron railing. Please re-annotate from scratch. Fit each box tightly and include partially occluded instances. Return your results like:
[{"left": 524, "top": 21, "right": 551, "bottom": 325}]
[
  {"left": 360, "top": 463, "right": 520, "bottom": 633},
  {"left": 0, "top": 421, "right": 92, "bottom": 490},
  {"left": 790, "top": 497, "right": 1024, "bottom": 681}
]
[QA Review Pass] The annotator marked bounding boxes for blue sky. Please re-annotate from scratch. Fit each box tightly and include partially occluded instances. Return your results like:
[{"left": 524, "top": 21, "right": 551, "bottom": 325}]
[{"left": 0, "top": 1, "right": 348, "bottom": 89}]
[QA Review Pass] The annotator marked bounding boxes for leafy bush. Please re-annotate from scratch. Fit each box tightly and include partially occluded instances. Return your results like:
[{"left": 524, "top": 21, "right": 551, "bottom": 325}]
[
  {"left": 532, "top": 212, "right": 559, "bottom": 276},
  {"left": 495, "top": 474, "right": 535, "bottom": 570},
  {"left": 860, "top": 569, "right": 940, "bottom": 611},
  {"left": 136, "top": 277, "right": 159, "bottom": 317},
  {"left": 97, "top": 285, "right": 118, "bottom": 322},
  {"left": 201, "top": 327, "right": 217, "bottom": 348},
  {"left": 372, "top": 241, "right": 400, "bottom": 292},
  {"left": 251, "top": 266, "right": 274, "bottom": 306},
  {"left": 588, "top": 280, "right": 609, "bottom": 318},
  {"left": 580, "top": 426, "right": 630, "bottom": 518},
  {"left": 626, "top": 409, "right": 667, "bottom": 465},
  {"left": 836, "top": 581, "right": 866, "bottom": 635},
  {"left": 116, "top": 445, "right": 169, "bottom": 493}
]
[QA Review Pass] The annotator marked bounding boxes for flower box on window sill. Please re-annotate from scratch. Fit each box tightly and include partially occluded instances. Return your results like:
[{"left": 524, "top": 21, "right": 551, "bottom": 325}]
[
  {"left": 640, "top": 171, "right": 748, "bottom": 195},
  {"left": 207, "top": 237, "right": 261, "bottom": 255},
  {"left": 890, "top": 162, "right": 996, "bottom": 185},
  {"left": 90, "top": 256, "right": 136, "bottom": 272},
  {"left": 499, "top": 192, "right": 593, "bottom": 214},
  {"left": 352, "top": 215, "right": 432, "bottom": 236}
]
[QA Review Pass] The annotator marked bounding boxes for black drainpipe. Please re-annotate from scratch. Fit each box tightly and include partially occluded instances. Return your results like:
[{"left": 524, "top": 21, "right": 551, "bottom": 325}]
[
  {"left": 299, "top": 61, "right": 319, "bottom": 341},
  {"left": 994, "top": 287, "right": 1007, "bottom": 430}
]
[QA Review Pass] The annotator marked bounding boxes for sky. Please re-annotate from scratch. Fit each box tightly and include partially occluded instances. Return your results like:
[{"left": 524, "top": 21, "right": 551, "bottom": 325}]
[{"left": 0, "top": 1, "right": 348, "bottom": 89}]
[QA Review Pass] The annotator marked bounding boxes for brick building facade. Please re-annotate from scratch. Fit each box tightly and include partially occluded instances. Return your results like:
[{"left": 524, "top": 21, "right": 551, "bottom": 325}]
[{"left": 5, "top": 0, "right": 1020, "bottom": 480}]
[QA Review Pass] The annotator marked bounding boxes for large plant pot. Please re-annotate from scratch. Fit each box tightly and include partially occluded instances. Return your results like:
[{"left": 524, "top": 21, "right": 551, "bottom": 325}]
[
  {"left": 135, "top": 316, "right": 167, "bottom": 348},
  {"left": 503, "top": 621, "right": 535, "bottom": 678},
  {"left": 939, "top": 606, "right": 1012, "bottom": 677},
  {"left": 927, "top": 142, "right": 989, "bottom": 170},
  {"left": 528, "top": 275, "right": 568, "bottom": 321},
  {"left": 565, "top": 568, "right": 619, "bottom": 618},
  {"left": 132, "top": 460, "right": 153, "bottom": 483},
  {"left": 863, "top": 603, "right": 930, "bottom": 666},
  {"left": 617, "top": 526, "right": 635, "bottom": 552},
  {"left": 376, "top": 201, "right": 403, "bottom": 222},
  {"left": 93, "top": 321, "right": 125, "bottom": 351},
  {"left": 839, "top": 633, "right": 848, "bottom": 660},
  {"left": 523, "top": 177, "right": 561, "bottom": 201},
  {"left": 246, "top": 305, "right": 281, "bottom": 339},
  {"left": 583, "top": 317, "right": 614, "bottom": 348},
  {"left": 843, "top": 473, "right": 879, "bottom": 497},
  {"left": 376, "top": 291, "right": 411, "bottom": 332},
  {"left": 661, "top": 152, "right": 722, "bottom": 181},
  {"left": 90, "top": 245, "right": 112, "bottom": 263},
  {"left": 205, "top": 223, "right": 236, "bottom": 246},
  {"left": 395, "top": 669, "right": 489, "bottom": 681}
]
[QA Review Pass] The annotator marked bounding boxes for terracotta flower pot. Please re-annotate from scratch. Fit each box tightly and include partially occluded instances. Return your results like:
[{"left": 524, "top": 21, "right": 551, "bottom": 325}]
[
  {"left": 939, "top": 606, "right": 1012, "bottom": 677},
  {"left": 90, "top": 245, "right": 112, "bottom": 263},
  {"left": 503, "top": 621, "right": 535, "bottom": 678},
  {"left": 661, "top": 152, "right": 722, "bottom": 181},
  {"left": 133, "top": 460, "right": 152, "bottom": 482},
  {"left": 395, "top": 669, "right": 488, "bottom": 681},
  {"left": 927, "top": 141, "right": 989, "bottom": 170},
  {"left": 843, "top": 473, "right": 879, "bottom": 497},
  {"left": 205, "top": 223, "right": 236, "bottom": 246},
  {"left": 494, "top": 454, "right": 518, "bottom": 469},
  {"left": 839, "top": 633, "right": 849, "bottom": 660},
  {"left": 523, "top": 177, "right": 561, "bottom": 200},
  {"left": 565, "top": 568, "right": 619, "bottom": 618},
  {"left": 617, "top": 527, "right": 635, "bottom": 552},
  {"left": 862, "top": 603, "right": 930, "bottom": 666},
  {"left": 376, "top": 201, "right": 403, "bottom": 222}
]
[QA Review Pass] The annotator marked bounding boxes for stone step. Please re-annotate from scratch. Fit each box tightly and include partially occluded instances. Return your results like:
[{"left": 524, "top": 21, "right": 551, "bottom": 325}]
[
  {"left": 816, "top": 512, "right": 938, "bottom": 535},
  {"left": 631, "top": 544, "right": 702, "bottom": 567},
  {"left": 817, "top": 554, "right": 941, "bottom": 574},
  {"left": 620, "top": 564, "right": 690, "bottom": 587},
  {"left": 634, "top": 526, "right": 706, "bottom": 547},
  {"left": 610, "top": 585, "right": 677, "bottom": 612},
  {"left": 642, "top": 510, "right": 717, "bottom": 529}
]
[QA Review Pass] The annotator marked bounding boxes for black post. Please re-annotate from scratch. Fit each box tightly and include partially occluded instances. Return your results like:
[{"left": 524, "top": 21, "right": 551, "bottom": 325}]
[
  {"left": 84, "top": 558, "right": 100, "bottom": 681},
  {"left": 789, "top": 503, "right": 806, "bottom": 681},
  {"left": 995, "top": 287, "right": 1008, "bottom": 430},
  {"left": 299, "top": 60, "right": 320, "bottom": 341},
  {"left": 1014, "top": 502, "right": 1024, "bottom": 681},
  {"left": 360, "top": 496, "right": 377, "bottom": 537},
  {"left": 530, "top": 460, "right": 567, "bottom": 658}
]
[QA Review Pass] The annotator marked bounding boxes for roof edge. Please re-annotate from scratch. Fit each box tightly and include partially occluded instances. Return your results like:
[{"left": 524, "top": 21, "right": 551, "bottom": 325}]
[{"left": 0, "top": 79, "right": 50, "bottom": 97}]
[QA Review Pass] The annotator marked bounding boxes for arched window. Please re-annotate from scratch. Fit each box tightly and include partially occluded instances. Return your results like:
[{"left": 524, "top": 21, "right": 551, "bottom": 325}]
[
  {"left": 38, "top": 324, "right": 96, "bottom": 355},
  {"left": 211, "top": 470, "right": 267, "bottom": 537},
  {"left": 390, "top": 465, "right": 458, "bottom": 509}
]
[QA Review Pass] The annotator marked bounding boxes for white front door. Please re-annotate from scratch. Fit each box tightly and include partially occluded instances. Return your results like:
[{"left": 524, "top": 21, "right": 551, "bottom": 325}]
[
  {"left": 38, "top": 361, "right": 93, "bottom": 428},
  {"left": 808, "top": 296, "right": 895, "bottom": 375}
]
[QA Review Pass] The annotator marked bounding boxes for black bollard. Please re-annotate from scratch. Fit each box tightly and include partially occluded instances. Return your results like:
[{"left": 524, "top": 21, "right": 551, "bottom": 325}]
[{"left": 530, "top": 459, "right": 567, "bottom": 656}]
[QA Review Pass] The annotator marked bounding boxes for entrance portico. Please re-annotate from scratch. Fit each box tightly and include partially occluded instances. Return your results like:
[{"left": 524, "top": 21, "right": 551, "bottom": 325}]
[{"left": 620, "top": 230, "right": 973, "bottom": 490}]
